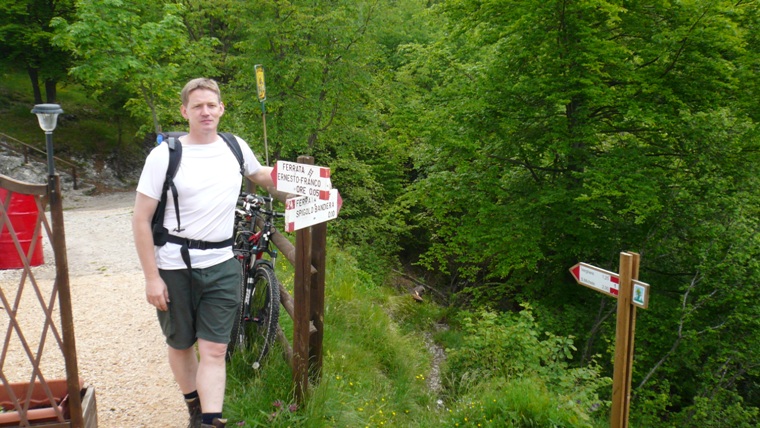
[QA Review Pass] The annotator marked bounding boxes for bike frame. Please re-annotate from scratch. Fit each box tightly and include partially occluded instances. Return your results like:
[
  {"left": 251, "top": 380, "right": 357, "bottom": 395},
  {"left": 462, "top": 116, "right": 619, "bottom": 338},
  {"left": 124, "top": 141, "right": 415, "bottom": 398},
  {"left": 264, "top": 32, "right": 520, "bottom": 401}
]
[
  {"left": 237, "top": 194, "right": 279, "bottom": 269},
  {"left": 235, "top": 193, "right": 282, "bottom": 321}
]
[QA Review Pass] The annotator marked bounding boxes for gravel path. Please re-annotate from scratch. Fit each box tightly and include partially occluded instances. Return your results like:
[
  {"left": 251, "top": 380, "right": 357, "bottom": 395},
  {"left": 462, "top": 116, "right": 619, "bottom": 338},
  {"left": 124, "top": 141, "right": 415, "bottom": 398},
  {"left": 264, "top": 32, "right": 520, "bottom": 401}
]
[
  {"left": 62, "top": 190, "right": 186, "bottom": 427},
  {"left": 1, "top": 189, "right": 186, "bottom": 427}
]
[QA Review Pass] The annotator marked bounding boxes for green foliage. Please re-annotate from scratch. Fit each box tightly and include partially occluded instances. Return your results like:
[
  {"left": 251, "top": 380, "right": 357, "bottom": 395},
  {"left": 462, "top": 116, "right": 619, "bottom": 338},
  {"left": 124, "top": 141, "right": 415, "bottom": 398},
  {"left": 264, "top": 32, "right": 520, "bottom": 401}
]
[
  {"left": 442, "top": 308, "right": 609, "bottom": 416},
  {"left": 220, "top": 0, "right": 433, "bottom": 275},
  {"left": 51, "top": 0, "right": 215, "bottom": 135},
  {"left": 670, "top": 393, "right": 760, "bottom": 428},
  {"left": 225, "top": 247, "right": 436, "bottom": 427},
  {"left": 225, "top": 245, "right": 610, "bottom": 427},
  {"left": 444, "top": 377, "right": 604, "bottom": 428},
  {"left": 393, "top": 0, "right": 760, "bottom": 423},
  {"left": 0, "top": 68, "right": 141, "bottom": 166},
  {"left": 0, "top": 0, "right": 75, "bottom": 102}
]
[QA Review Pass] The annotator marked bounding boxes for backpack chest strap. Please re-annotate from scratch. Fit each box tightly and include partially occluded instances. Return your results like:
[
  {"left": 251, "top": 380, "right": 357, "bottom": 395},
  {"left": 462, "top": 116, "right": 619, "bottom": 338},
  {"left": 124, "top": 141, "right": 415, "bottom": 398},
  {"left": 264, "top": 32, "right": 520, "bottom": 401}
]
[
  {"left": 165, "top": 234, "right": 234, "bottom": 250},
  {"left": 165, "top": 234, "right": 235, "bottom": 277}
]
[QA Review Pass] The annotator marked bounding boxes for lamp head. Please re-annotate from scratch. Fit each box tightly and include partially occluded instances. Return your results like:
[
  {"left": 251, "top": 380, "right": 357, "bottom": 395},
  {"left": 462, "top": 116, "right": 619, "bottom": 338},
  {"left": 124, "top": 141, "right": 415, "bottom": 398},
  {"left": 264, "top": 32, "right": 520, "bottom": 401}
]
[{"left": 31, "top": 104, "right": 64, "bottom": 132}]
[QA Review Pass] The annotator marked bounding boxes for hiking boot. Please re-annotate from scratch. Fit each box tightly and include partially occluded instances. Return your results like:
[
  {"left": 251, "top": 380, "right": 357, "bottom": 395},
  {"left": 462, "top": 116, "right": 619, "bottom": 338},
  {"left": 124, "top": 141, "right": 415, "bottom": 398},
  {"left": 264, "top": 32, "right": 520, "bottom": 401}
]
[
  {"left": 200, "top": 418, "right": 227, "bottom": 428},
  {"left": 185, "top": 397, "right": 202, "bottom": 428}
]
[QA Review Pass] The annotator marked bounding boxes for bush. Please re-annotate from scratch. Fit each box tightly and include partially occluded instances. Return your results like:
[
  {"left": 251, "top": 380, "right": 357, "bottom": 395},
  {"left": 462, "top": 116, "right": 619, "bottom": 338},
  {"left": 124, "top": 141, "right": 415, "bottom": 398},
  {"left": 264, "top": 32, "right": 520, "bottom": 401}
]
[
  {"left": 441, "top": 307, "right": 609, "bottom": 426},
  {"left": 444, "top": 377, "right": 600, "bottom": 427}
]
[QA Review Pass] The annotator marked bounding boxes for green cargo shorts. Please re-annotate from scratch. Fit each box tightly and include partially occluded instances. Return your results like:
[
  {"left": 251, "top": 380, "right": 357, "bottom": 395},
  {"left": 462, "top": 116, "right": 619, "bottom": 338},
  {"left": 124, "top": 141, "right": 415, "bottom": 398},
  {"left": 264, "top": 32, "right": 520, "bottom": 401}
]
[{"left": 157, "top": 258, "right": 241, "bottom": 350}]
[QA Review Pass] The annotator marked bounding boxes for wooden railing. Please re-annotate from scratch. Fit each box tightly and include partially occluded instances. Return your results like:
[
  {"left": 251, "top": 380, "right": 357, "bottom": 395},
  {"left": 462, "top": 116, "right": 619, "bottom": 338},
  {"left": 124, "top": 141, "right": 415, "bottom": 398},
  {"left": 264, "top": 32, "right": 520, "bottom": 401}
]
[{"left": 0, "top": 133, "right": 80, "bottom": 190}]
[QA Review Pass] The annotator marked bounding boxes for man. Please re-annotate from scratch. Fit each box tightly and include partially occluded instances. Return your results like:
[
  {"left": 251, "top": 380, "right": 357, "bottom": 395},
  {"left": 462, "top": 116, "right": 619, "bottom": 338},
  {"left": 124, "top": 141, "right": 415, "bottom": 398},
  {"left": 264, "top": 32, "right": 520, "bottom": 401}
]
[{"left": 132, "top": 78, "right": 274, "bottom": 428}]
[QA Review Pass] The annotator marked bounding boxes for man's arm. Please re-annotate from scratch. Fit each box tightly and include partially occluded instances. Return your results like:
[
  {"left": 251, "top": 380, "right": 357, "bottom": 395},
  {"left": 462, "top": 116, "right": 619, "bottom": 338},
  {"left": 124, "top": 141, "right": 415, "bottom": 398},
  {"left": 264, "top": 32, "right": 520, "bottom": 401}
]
[
  {"left": 247, "top": 165, "right": 275, "bottom": 191},
  {"left": 132, "top": 192, "right": 170, "bottom": 311}
]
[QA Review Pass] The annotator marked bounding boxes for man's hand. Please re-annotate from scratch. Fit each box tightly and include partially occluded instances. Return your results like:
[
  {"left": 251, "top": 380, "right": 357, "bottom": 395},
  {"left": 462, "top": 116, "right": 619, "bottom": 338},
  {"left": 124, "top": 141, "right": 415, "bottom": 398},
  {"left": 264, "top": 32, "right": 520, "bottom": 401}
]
[{"left": 145, "top": 276, "right": 170, "bottom": 311}]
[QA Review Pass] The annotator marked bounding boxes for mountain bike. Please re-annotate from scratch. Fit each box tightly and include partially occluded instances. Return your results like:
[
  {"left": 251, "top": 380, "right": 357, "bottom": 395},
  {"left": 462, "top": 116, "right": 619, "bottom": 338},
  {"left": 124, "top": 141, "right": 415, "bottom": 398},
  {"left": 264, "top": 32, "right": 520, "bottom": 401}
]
[{"left": 227, "top": 192, "right": 283, "bottom": 369}]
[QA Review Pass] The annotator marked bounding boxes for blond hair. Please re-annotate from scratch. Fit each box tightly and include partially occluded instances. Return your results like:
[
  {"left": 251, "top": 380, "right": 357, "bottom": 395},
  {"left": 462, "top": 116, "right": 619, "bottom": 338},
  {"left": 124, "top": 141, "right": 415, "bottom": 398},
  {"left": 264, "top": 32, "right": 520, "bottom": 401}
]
[{"left": 180, "top": 78, "right": 222, "bottom": 106}]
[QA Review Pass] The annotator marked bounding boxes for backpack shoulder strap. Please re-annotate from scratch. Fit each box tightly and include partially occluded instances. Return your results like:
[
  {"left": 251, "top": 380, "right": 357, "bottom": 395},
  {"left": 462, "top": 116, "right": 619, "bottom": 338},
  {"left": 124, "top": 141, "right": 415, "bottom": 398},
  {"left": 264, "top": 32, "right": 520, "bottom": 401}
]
[
  {"left": 165, "top": 136, "right": 183, "bottom": 180},
  {"left": 218, "top": 132, "right": 245, "bottom": 175},
  {"left": 165, "top": 137, "right": 184, "bottom": 232},
  {"left": 151, "top": 136, "right": 184, "bottom": 245}
]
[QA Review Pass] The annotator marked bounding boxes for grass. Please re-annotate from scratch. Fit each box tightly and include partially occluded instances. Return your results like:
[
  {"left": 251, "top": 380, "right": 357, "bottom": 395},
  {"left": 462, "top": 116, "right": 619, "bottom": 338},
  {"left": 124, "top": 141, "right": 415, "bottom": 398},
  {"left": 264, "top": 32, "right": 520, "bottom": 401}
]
[
  {"left": 225, "top": 246, "right": 441, "bottom": 427},
  {"left": 223, "top": 243, "right": 609, "bottom": 427}
]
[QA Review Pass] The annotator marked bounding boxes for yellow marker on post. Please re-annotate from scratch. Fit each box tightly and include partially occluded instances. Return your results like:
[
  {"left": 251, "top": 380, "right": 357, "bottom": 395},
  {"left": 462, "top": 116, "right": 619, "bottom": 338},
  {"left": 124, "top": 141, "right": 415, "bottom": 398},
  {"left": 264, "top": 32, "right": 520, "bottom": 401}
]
[{"left": 255, "top": 64, "right": 266, "bottom": 102}]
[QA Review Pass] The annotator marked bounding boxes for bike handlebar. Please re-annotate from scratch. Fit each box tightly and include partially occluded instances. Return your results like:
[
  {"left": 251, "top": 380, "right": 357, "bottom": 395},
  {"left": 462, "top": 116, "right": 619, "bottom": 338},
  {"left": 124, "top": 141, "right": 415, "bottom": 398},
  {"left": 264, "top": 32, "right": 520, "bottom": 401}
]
[{"left": 236, "top": 192, "right": 284, "bottom": 219}]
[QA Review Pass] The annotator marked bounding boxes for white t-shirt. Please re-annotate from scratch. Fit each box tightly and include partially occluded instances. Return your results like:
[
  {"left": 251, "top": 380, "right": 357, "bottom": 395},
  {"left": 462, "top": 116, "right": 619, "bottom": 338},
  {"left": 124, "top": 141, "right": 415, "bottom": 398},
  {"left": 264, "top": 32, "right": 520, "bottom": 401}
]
[{"left": 136, "top": 135, "right": 263, "bottom": 270}]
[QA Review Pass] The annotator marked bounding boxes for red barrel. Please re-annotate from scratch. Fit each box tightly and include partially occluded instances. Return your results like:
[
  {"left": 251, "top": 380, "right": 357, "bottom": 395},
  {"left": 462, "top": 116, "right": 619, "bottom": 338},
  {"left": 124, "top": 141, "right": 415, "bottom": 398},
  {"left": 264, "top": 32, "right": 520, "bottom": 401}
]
[{"left": 0, "top": 188, "right": 45, "bottom": 269}]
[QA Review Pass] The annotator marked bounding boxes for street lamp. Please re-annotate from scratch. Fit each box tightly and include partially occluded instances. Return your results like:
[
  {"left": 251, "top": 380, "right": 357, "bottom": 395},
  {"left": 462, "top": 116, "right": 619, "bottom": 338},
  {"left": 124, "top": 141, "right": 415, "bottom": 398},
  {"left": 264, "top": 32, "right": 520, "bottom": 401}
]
[{"left": 31, "top": 103, "right": 63, "bottom": 176}]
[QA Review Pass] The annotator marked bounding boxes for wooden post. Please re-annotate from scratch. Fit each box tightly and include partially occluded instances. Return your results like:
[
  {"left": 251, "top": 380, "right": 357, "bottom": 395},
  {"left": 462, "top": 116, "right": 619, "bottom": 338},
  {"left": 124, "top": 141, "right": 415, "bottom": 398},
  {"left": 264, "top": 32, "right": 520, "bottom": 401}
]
[
  {"left": 292, "top": 155, "right": 314, "bottom": 402},
  {"left": 623, "top": 252, "right": 640, "bottom": 426},
  {"left": 309, "top": 220, "right": 326, "bottom": 382},
  {"left": 49, "top": 174, "right": 84, "bottom": 428},
  {"left": 611, "top": 252, "right": 634, "bottom": 428}
]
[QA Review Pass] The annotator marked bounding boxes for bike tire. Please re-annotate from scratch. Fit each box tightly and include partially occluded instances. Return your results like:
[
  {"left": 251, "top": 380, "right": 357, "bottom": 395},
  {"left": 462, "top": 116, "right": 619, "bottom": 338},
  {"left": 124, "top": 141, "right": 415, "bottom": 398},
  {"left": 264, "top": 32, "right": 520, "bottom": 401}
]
[
  {"left": 246, "top": 264, "right": 281, "bottom": 368},
  {"left": 227, "top": 248, "right": 248, "bottom": 360},
  {"left": 228, "top": 262, "right": 280, "bottom": 368}
]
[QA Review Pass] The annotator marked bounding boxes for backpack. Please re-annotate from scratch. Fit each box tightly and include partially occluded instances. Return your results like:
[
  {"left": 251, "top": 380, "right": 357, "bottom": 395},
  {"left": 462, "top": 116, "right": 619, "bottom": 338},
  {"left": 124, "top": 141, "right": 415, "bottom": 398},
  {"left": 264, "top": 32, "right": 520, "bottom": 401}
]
[{"left": 151, "top": 132, "right": 244, "bottom": 247}]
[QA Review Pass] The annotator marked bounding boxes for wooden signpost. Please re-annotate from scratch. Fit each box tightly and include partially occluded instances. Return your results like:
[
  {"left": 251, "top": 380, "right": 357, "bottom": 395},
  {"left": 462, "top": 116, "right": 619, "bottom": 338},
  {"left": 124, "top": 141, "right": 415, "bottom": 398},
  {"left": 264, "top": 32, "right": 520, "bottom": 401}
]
[
  {"left": 271, "top": 158, "right": 342, "bottom": 402},
  {"left": 569, "top": 252, "right": 650, "bottom": 428}
]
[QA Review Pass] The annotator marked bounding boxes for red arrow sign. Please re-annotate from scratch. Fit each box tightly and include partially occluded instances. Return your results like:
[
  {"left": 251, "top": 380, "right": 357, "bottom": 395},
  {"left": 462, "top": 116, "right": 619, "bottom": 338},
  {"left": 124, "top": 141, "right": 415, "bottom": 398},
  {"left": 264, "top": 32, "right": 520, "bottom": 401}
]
[{"left": 570, "top": 263, "right": 620, "bottom": 297}]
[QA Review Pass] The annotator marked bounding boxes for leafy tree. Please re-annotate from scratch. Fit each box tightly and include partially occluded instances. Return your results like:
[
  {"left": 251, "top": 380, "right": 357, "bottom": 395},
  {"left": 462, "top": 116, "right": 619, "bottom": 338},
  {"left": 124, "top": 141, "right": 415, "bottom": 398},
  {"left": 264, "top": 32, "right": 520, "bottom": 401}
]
[
  {"left": 51, "top": 0, "right": 210, "bottom": 135},
  {"left": 0, "top": 0, "right": 75, "bottom": 103},
  {"left": 395, "top": 0, "right": 760, "bottom": 423},
  {"left": 179, "top": 0, "right": 250, "bottom": 82},
  {"left": 221, "top": 0, "right": 434, "bottom": 273}
]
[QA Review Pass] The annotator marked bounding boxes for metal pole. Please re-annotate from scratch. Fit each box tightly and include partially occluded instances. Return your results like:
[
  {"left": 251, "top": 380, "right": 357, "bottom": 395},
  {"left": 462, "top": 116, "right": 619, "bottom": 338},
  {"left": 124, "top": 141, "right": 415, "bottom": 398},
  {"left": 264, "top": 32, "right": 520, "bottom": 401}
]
[{"left": 45, "top": 132, "right": 55, "bottom": 176}]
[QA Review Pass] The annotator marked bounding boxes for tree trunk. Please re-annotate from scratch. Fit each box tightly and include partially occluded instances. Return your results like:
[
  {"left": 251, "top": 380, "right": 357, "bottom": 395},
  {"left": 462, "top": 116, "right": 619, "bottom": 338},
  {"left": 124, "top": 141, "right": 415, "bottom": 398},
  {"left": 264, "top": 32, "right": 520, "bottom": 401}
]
[
  {"left": 44, "top": 79, "right": 57, "bottom": 103},
  {"left": 27, "top": 67, "right": 43, "bottom": 104}
]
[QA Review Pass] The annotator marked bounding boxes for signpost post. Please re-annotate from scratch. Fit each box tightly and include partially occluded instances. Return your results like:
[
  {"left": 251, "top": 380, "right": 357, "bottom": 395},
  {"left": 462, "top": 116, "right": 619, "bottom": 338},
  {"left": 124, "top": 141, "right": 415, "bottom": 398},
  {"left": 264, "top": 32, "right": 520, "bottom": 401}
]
[
  {"left": 251, "top": 64, "right": 268, "bottom": 193},
  {"left": 273, "top": 157, "right": 342, "bottom": 402},
  {"left": 569, "top": 252, "right": 650, "bottom": 428}
]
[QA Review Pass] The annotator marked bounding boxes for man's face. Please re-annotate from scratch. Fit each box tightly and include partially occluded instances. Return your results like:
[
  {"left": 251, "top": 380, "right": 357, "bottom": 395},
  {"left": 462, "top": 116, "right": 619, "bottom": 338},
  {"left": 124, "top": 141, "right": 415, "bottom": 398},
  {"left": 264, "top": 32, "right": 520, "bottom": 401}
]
[{"left": 181, "top": 88, "right": 224, "bottom": 133}]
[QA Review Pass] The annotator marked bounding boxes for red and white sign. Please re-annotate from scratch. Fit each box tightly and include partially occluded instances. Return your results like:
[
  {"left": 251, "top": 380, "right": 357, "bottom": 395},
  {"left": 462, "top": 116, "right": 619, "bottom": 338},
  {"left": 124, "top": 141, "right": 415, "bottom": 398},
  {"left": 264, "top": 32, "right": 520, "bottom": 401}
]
[
  {"left": 284, "top": 189, "right": 343, "bottom": 232},
  {"left": 271, "top": 161, "right": 332, "bottom": 199},
  {"left": 570, "top": 263, "right": 620, "bottom": 297},
  {"left": 569, "top": 262, "right": 650, "bottom": 309}
]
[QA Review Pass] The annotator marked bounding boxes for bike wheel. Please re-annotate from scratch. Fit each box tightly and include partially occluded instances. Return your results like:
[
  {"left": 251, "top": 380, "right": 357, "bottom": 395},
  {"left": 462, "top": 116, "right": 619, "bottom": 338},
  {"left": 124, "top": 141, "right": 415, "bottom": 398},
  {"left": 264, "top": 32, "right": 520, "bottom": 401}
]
[
  {"left": 240, "top": 263, "right": 280, "bottom": 368},
  {"left": 226, "top": 250, "right": 248, "bottom": 360}
]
